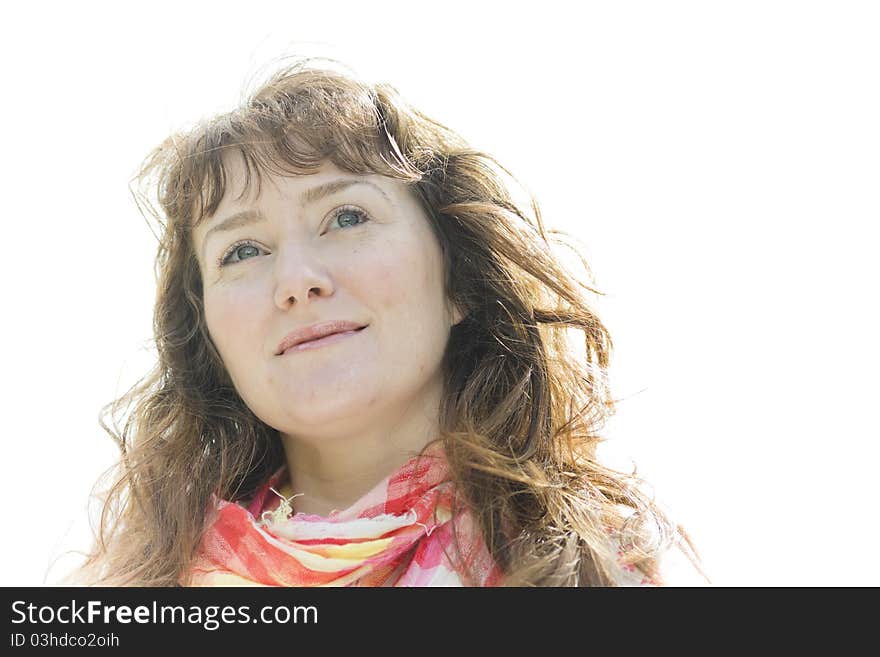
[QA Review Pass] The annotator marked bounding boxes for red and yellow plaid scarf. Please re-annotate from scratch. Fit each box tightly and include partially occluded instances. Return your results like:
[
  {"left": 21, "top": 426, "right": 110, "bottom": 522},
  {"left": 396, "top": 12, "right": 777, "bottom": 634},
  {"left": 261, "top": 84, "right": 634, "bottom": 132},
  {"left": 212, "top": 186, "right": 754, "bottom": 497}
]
[{"left": 186, "top": 442, "right": 503, "bottom": 586}]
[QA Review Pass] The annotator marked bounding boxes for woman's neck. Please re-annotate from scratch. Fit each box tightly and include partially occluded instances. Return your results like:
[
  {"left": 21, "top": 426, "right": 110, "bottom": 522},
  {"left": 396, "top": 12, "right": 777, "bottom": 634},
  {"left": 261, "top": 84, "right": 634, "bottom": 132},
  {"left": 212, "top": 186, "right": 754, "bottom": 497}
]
[{"left": 278, "top": 384, "right": 444, "bottom": 516}]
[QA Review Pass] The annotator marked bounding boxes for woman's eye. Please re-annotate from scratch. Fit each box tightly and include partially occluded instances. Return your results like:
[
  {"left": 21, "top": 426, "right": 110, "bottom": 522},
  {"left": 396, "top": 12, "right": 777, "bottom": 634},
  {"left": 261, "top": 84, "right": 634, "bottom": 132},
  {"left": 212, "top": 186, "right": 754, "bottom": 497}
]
[
  {"left": 219, "top": 241, "right": 263, "bottom": 267},
  {"left": 331, "top": 206, "right": 370, "bottom": 229}
]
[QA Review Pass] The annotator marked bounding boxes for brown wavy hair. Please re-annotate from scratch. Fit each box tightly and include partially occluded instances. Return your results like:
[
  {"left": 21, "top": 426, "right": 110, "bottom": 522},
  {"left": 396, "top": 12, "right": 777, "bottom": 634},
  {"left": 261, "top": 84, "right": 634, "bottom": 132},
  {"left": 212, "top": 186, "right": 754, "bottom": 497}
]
[{"left": 71, "top": 55, "right": 707, "bottom": 586}]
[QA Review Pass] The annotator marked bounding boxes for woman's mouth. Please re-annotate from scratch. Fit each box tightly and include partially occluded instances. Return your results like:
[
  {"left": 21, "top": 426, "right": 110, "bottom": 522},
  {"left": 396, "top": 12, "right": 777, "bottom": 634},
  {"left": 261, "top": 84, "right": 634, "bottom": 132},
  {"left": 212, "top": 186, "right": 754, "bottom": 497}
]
[{"left": 280, "top": 326, "right": 367, "bottom": 355}]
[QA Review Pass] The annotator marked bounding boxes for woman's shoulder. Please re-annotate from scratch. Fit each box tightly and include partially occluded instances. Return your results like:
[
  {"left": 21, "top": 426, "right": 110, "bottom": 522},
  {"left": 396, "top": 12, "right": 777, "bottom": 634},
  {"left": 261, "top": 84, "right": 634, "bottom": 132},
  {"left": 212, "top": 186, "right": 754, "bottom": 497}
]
[
  {"left": 607, "top": 538, "right": 709, "bottom": 587},
  {"left": 604, "top": 504, "right": 711, "bottom": 587},
  {"left": 656, "top": 540, "right": 711, "bottom": 586}
]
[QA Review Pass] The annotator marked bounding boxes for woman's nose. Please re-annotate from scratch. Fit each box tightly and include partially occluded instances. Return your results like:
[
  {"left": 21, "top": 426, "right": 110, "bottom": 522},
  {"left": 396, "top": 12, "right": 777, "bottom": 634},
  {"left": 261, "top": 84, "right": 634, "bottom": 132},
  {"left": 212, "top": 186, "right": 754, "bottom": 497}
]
[{"left": 272, "top": 241, "right": 335, "bottom": 310}]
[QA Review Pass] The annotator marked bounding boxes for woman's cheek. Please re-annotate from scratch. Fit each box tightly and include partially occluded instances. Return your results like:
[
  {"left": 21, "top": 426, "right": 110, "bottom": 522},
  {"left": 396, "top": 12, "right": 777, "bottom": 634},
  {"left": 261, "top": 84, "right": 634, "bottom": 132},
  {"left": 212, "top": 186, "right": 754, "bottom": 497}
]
[
  {"left": 365, "top": 255, "right": 420, "bottom": 311},
  {"left": 205, "top": 284, "right": 263, "bottom": 359}
]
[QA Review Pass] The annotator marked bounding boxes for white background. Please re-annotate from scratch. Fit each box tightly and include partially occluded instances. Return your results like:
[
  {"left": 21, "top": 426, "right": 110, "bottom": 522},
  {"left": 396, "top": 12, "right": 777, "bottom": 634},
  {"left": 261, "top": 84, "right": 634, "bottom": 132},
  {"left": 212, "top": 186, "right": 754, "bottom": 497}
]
[{"left": 1, "top": 1, "right": 877, "bottom": 586}]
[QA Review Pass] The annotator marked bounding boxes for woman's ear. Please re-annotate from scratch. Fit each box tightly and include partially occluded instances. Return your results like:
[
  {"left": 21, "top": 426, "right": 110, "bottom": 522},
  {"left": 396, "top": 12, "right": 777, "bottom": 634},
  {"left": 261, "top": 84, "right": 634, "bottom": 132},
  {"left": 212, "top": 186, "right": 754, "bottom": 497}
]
[{"left": 450, "top": 301, "right": 467, "bottom": 327}]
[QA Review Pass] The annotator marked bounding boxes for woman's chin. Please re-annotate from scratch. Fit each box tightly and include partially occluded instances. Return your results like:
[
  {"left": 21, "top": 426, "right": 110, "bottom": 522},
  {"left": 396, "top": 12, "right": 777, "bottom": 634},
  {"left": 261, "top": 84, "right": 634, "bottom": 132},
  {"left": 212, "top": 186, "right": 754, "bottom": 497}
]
[{"left": 269, "top": 396, "right": 378, "bottom": 434}]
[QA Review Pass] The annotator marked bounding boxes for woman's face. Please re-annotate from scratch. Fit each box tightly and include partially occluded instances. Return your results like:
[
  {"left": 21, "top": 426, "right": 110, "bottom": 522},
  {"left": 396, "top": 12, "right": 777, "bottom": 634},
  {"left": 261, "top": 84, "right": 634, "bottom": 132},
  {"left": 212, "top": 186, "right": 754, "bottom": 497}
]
[{"left": 192, "top": 156, "right": 462, "bottom": 440}]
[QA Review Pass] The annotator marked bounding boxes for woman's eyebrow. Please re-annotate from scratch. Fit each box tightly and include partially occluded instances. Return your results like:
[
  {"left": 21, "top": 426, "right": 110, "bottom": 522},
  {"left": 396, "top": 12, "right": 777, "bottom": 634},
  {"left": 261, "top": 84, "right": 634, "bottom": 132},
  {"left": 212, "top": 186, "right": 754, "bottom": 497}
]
[
  {"left": 300, "top": 178, "right": 391, "bottom": 207},
  {"left": 200, "top": 178, "right": 391, "bottom": 259}
]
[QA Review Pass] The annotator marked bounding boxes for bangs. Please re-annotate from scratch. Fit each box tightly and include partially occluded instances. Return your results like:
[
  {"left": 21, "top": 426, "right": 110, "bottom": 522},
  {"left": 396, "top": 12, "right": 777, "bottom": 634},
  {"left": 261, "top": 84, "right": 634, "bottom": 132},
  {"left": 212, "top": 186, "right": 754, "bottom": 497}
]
[{"left": 164, "top": 75, "right": 426, "bottom": 231}]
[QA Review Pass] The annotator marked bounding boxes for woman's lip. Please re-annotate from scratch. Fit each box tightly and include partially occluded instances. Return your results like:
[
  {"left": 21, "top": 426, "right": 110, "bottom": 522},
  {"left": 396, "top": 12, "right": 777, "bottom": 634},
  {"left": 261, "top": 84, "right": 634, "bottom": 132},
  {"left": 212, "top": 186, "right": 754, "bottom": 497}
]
[
  {"left": 280, "top": 326, "right": 366, "bottom": 354},
  {"left": 276, "top": 320, "right": 367, "bottom": 354}
]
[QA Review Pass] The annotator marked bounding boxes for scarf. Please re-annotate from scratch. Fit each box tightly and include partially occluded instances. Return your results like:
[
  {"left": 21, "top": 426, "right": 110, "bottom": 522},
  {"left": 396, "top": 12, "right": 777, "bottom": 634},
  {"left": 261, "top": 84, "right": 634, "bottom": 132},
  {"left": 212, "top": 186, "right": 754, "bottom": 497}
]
[{"left": 185, "top": 442, "right": 504, "bottom": 586}]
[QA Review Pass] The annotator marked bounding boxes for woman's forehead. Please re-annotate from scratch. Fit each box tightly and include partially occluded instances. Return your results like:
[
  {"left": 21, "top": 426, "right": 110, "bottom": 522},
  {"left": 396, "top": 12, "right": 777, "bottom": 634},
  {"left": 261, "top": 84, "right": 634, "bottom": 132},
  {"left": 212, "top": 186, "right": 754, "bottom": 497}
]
[{"left": 217, "top": 155, "right": 398, "bottom": 207}]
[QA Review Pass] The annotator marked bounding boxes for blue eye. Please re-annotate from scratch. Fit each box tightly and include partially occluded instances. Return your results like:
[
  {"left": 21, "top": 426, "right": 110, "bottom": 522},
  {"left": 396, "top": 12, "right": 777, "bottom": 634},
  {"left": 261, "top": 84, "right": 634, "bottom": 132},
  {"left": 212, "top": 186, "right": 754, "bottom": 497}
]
[
  {"left": 332, "top": 206, "right": 370, "bottom": 229},
  {"left": 219, "top": 241, "right": 263, "bottom": 267},
  {"left": 216, "top": 205, "right": 371, "bottom": 268}
]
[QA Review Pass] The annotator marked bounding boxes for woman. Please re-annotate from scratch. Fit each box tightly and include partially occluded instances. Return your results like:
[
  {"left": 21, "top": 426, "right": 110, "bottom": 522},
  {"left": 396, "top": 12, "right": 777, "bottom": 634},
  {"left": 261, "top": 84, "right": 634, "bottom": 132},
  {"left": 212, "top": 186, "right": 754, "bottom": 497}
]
[{"left": 74, "top": 56, "right": 708, "bottom": 587}]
